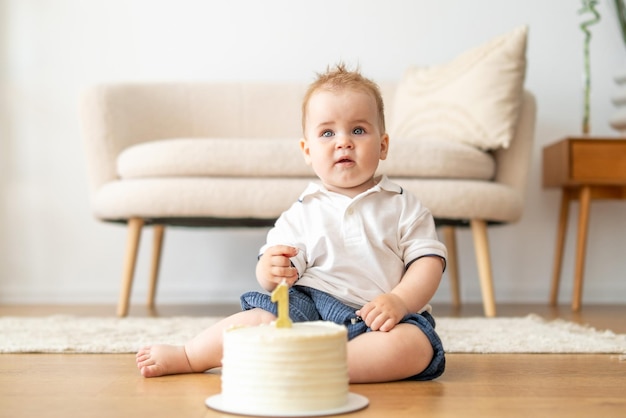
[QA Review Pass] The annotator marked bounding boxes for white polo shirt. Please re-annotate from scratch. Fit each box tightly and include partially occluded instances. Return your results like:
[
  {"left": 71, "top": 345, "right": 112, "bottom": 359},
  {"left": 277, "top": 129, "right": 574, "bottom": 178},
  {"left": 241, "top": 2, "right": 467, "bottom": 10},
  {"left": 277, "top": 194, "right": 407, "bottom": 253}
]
[{"left": 260, "top": 175, "right": 447, "bottom": 309}]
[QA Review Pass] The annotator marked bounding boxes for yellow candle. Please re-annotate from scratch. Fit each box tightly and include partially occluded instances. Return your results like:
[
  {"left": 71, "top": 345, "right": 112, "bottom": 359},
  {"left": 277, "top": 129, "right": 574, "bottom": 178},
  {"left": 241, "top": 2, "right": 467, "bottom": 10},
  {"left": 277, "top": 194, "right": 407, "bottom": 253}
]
[{"left": 271, "top": 279, "right": 292, "bottom": 328}]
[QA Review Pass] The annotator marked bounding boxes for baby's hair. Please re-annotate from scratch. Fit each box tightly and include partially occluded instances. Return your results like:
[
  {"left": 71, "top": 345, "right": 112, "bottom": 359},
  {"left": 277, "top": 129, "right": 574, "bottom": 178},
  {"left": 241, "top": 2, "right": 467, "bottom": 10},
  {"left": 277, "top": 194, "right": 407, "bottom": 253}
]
[{"left": 301, "top": 63, "right": 386, "bottom": 134}]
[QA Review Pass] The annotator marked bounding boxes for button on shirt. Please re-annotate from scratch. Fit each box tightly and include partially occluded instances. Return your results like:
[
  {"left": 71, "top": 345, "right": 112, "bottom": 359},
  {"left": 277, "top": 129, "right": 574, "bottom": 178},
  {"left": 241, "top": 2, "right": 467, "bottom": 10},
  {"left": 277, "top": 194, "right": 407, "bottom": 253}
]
[{"left": 260, "top": 175, "right": 447, "bottom": 309}]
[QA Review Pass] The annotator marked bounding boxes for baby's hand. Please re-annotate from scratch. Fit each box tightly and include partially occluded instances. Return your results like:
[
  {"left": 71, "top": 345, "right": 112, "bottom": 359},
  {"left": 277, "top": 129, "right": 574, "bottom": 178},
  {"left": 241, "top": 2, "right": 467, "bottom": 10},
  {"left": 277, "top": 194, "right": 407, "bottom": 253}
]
[
  {"left": 256, "top": 245, "right": 299, "bottom": 289},
  {"left": 356, "top": 293, "right": 409, "bottom": 332}
]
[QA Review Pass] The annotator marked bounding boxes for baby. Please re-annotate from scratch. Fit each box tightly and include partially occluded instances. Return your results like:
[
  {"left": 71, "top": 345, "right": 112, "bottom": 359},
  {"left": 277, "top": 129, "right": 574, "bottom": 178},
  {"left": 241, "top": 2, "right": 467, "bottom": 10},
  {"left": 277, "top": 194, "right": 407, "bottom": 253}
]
[{"left": 137, "top": 63, "right": 447, "bottom": 383}]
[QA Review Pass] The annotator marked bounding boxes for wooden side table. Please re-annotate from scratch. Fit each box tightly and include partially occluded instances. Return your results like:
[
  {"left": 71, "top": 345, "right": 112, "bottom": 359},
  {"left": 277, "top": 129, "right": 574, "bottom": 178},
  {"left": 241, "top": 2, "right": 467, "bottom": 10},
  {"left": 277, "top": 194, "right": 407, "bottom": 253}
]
[{"left": 543, "top": 137, "right": 626, "bottom": 311}]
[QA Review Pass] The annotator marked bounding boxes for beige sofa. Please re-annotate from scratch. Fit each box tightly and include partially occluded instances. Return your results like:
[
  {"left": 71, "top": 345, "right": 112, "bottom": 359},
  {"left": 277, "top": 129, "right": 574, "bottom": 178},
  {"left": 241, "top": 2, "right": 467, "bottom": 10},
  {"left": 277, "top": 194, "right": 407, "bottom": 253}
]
[
  {"left": 83, "top": 82, "right": 517, "bottom": 222},
  {"left": 81, "top": 82, "right": 535, "bottom": 317}
]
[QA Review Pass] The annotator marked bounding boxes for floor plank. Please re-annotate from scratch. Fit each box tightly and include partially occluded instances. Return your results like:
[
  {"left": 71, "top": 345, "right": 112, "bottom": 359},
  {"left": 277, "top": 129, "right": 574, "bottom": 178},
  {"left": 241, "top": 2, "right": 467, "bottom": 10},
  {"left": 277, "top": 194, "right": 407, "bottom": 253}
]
[{"left": 1, "top": 303, "right": 625, "bottom": 418}]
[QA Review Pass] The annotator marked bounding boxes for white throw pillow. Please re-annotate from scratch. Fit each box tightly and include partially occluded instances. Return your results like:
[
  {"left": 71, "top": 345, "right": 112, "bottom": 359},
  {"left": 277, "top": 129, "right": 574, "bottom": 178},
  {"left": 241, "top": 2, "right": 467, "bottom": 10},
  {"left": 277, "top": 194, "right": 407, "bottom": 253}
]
[{"left": 390, "top": 25, "right": 528, "bottom": 150}]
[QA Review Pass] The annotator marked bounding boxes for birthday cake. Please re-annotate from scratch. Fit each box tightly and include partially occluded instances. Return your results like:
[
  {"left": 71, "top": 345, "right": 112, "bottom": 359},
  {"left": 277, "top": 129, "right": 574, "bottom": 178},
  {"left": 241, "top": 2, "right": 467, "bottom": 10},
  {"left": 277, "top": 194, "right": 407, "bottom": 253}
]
[{"left": 220, "top": 321, "right": 349, "bottom": 415}]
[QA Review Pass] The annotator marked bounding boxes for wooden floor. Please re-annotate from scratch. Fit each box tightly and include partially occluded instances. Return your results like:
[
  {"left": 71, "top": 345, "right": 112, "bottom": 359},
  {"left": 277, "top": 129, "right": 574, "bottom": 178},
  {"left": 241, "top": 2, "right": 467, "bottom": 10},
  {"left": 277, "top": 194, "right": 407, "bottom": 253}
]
[{"left": 1, "top": 303, "right": 625, "bottom": 418}]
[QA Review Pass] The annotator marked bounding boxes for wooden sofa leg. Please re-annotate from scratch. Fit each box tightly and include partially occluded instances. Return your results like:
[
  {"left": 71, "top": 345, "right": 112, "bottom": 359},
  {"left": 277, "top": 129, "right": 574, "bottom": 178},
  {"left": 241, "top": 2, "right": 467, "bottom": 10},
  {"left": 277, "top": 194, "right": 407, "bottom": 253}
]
[
  {"left": 470, "top": 219, "right": 497, "bottom": 317},
  {"left": 441, "top": 226, "right": 461, "bottom": 308},
  {"left": 147, "top": 224, "right": 165, "bottom": 310},
  {"left": 117, "top": 218, "right": 144, "bottom": 317}
]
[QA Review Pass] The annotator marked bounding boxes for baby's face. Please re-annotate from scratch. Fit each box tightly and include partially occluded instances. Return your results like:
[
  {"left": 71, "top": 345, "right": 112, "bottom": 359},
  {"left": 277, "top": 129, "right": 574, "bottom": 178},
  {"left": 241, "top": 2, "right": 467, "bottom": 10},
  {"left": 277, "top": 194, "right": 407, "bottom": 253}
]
[{"left": 300, "top": 88, "right": 388, "bottom": 198}]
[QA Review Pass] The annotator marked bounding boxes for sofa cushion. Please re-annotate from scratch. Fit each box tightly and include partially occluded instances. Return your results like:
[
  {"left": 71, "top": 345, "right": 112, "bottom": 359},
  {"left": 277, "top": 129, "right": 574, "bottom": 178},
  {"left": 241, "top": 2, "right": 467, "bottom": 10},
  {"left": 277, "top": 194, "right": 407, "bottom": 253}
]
[
  {"left": 117, "top": 137, "right": 495, "bottom": 181},
  {"left": 390, "top": 25, "right": 527, "bottom": 150},
  {"left": 117, "top": 138, "right": 313, "bottom": 178},
  {"left": 378, "top": 138, "right": 495, "bottom": 179}
]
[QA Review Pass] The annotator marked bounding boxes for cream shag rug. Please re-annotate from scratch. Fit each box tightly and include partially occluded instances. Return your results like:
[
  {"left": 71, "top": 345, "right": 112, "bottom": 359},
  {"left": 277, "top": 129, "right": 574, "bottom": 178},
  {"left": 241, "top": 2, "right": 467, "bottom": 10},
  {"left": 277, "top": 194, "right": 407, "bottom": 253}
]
[{"left": 1, "top": 314, "right": 625, "bottom": 355}]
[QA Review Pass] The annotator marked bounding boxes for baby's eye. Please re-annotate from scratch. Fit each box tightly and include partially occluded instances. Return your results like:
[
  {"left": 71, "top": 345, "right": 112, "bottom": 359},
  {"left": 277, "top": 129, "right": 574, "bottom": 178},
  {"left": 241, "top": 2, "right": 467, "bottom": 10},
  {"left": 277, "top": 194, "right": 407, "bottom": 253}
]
[
  {"left": 321, "top": 130, "right": 334, "bottom": 138},
  {"left": 353, "top": 127, "right": 365, "bottom": 135}
]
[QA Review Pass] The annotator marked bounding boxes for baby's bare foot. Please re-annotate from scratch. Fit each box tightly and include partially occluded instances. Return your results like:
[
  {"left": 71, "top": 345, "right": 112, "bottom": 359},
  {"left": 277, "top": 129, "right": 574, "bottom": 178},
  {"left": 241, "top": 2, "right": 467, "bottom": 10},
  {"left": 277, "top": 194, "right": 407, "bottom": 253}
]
[{"left": 136, "top": 345, "right": 193, "bottom": 377}]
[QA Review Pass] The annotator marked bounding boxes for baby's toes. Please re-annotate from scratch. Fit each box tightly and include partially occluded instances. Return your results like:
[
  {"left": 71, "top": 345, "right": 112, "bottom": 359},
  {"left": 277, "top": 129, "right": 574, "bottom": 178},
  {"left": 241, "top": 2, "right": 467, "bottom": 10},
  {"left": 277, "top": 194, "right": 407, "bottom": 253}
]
[
  {"left": 136, "top": 347, "right": 152, "bottom": 360},
  {"left": 139, "top": 364, "right": 163, "bottom": 378}
]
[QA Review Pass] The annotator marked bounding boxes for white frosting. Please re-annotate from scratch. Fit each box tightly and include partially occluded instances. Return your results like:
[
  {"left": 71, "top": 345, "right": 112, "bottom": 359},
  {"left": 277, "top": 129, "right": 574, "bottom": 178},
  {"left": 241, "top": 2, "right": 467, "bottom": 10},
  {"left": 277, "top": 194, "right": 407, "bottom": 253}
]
[{"left": 221, "top": 321, "right": 349, "bottom": 414}]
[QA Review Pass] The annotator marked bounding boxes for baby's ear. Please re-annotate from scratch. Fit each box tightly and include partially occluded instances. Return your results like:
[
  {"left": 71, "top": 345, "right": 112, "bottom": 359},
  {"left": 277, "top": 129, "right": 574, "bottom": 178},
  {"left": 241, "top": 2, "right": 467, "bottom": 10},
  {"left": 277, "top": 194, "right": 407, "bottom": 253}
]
[
  {"left": 379, "top": 133, "right": 390, "bottom": 160},
  {"left": 299, "top": 138, "right": 312, "bottom": 165}
]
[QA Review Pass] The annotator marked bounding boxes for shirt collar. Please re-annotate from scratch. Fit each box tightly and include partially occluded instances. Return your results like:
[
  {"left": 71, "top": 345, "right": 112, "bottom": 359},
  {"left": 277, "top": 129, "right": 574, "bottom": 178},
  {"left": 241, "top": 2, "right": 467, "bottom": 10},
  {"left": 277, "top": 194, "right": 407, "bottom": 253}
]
[{"left": 298, "top": 175, "right": 402, "bottom": 201}]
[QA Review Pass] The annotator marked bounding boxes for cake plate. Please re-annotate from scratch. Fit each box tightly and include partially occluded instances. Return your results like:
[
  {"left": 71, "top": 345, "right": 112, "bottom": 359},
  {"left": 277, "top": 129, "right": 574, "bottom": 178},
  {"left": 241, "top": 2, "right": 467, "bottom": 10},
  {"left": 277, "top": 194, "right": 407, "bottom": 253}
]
[{"left": 205, "top": 392, "right": 369, "bottom": 417}]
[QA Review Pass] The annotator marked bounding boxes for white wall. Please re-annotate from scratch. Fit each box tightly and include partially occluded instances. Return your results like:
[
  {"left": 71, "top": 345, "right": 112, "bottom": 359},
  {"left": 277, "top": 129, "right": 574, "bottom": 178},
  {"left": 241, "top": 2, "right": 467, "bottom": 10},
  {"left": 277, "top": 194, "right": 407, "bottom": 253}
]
[{"left": 2, "top": 0, "right": 626, "bottom": 307}]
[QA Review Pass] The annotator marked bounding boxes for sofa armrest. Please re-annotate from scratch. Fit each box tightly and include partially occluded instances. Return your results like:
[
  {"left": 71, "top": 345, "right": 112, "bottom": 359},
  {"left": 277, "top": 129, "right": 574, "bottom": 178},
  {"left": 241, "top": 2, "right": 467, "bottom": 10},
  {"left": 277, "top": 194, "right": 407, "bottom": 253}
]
[
  {"left": 493, "top": 90, "right": 537, "bottom": 202},
  {"left": 81, "top": 84, "right": 122, "bottom": 194}
]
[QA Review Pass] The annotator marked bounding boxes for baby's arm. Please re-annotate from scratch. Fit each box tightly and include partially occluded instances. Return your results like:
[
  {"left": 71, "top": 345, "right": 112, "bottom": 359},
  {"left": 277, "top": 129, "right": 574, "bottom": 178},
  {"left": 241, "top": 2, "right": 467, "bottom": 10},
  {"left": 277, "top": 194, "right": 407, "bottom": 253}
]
[
  {"left": 255, "top": 245, "right": 299, "bottom": 291},
  {"left": 356, "top": 256, "right": 444, "bottom": 332}
]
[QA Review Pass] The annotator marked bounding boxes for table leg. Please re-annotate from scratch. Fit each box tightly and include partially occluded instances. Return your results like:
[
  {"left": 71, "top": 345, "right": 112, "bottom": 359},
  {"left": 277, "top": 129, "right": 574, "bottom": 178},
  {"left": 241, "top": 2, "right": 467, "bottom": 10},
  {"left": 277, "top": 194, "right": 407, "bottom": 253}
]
[
  {"left": 550, "top": 189, "right": 571, "bottom": 306},
  {"left": 572, "top": 186, "right": 592, "bottom": 312}
]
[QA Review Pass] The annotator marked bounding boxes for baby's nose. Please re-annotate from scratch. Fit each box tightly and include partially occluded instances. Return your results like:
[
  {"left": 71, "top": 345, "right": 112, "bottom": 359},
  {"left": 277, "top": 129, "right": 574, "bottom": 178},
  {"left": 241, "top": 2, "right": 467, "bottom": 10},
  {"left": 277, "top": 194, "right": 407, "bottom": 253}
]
[{"left": 335, "top": 134, "right": 354, "bottom": 148}]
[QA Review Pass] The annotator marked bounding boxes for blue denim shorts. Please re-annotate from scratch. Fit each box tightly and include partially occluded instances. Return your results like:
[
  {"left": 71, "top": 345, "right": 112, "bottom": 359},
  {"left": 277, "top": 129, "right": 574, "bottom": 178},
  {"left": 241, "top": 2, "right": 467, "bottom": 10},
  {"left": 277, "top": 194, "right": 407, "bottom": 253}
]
[{"left": 240, "top": 285, "right": 445, "bottom": 381}]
